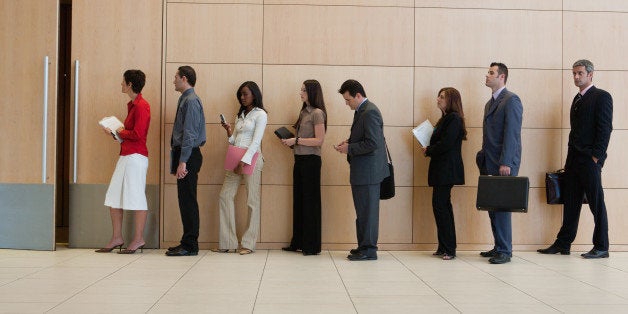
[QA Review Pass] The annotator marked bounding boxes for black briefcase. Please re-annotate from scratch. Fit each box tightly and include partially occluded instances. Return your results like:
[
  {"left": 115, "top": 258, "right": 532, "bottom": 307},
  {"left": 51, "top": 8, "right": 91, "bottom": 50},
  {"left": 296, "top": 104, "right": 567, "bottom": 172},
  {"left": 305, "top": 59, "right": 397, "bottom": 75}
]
[{"left": 476, "top": 175, "right": 529, "bottom": 213}]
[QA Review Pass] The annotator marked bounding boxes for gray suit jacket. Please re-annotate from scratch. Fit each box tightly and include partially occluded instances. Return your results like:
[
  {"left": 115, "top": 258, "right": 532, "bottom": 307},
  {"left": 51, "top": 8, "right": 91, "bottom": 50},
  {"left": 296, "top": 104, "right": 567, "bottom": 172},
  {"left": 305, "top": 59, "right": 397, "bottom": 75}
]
[
  {"left": 476, "top": 88, "right": 523, "bottom": 176},
  {"left": 348, "top": 100, "right": 389, "bottom": 185}
]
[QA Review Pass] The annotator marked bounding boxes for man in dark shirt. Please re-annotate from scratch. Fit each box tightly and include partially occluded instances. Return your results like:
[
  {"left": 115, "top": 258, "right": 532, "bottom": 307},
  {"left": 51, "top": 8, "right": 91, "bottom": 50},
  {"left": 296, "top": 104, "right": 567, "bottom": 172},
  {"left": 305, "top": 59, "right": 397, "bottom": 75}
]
[
  {"left": 538, "top": 59, "right": 613, "bottom": 258},
  {"left": 166, "top": 66, "right": 207, "bottom": 256}
]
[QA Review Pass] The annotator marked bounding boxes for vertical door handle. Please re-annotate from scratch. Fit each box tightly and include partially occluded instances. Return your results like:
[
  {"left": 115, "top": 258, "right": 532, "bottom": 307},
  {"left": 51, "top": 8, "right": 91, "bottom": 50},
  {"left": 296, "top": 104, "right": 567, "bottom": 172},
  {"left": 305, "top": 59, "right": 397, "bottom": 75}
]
[
  {"left": 73, "top": 60, "right": 79, "bottom": 183},
  {"left": 42, "top": 56, "right": 49, "bottom": 183}
]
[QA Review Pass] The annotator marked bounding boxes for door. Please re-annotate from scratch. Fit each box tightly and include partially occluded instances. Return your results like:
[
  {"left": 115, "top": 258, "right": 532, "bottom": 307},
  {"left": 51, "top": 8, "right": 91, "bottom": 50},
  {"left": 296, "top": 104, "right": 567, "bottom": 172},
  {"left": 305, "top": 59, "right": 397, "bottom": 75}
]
[
  {"left": 0, "top": 0, "right": 59, "bottom": 250},
  {"left": 68, "top": 0, "right": 162, "bottom": 248}
]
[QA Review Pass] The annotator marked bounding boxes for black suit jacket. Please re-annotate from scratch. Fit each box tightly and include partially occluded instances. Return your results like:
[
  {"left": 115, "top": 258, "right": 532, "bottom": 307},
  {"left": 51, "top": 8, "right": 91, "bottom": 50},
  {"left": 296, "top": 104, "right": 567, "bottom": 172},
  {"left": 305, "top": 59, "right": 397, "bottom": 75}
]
[
  {"left": 566, "top": 86, "right": 613, "bottom": 167},
  {"left": 425, "top": 112, "right": 465, "bottom": 186},
  {"left": 347, "top": 100, "right": 389, "bottom": 186}
]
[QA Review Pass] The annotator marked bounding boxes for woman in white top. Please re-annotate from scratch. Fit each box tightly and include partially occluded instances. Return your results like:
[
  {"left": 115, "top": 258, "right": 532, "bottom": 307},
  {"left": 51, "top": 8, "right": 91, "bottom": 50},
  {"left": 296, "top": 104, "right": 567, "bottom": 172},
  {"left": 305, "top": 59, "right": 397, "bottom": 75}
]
[{"left": 215, "top": 81, "right": 268, "bottom": 255}]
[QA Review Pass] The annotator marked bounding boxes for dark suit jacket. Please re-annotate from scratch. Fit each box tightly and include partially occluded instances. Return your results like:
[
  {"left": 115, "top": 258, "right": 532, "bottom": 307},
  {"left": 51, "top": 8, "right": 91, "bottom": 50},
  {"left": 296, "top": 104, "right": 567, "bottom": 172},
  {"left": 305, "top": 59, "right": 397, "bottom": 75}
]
[
  {"left": 566, "top": 86, "right": 613, "bottom": 167},
  {"left": 348, "top": 100, "right": 389, "bottom": 185},
  {"left": 426, "top": 112, "right": 465, "bottom": 186},
  {"left": 476, "top": 88, "right": 523, "bottom": 176}
]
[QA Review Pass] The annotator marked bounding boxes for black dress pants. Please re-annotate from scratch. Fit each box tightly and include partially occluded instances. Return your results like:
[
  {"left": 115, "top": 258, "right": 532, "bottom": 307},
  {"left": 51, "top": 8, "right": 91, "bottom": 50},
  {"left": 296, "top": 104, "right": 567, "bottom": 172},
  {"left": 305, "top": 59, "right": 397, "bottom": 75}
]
[
  {"left": 289, "top": 155, "right": 322, "bottom": 254},
  {"left": 177, "top": 147, "right": 202, "bottom": 252},
  {"left": 555, "top": 154, "right": 609, "bottom": 251},
  {"left": 432, "top": 185, "right": 456, "bottom": 256}
]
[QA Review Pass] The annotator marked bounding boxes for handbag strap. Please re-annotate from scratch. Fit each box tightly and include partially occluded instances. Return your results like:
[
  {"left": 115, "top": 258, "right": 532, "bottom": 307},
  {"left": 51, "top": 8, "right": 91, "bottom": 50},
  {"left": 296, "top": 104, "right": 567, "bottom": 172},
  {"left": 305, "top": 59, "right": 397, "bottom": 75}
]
[{"left": 384, "top": 138, "right": 392, "bottom": 163}]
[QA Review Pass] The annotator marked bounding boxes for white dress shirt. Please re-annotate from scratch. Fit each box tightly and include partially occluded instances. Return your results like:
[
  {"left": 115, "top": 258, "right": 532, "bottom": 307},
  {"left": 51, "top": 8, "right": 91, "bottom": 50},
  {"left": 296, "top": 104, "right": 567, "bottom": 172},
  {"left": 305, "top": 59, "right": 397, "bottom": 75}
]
[{"left": 228, "top": 107, "right": 267, "bottom": 164}]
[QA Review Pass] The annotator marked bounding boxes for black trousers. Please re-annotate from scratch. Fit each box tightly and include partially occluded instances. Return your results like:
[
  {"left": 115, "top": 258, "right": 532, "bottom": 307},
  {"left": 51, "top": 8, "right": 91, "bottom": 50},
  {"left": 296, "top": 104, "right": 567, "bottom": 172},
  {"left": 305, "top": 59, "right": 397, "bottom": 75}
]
[
  {"left": 556, "top": 155, "right": 609, "bottom": 251},
  {"left": 289, "top": 155, "right": 322, "bottom": 253},
  {"left": 351, "top": 183, "right": 380, "bottom": 257},
  {"left": 177, "top": 147, "right": 202, "bottom": 252},
  {"left": 432, "top": 185, "right": 456, "bottom": 256}
]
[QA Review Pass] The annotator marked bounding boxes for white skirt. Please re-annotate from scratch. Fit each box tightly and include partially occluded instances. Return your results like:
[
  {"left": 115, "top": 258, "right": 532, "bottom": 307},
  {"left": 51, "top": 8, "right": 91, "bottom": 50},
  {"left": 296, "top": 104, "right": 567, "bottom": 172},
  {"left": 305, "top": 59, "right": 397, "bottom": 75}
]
[{"left": 104, "top": 154, "right": 148, "bottom": 210}]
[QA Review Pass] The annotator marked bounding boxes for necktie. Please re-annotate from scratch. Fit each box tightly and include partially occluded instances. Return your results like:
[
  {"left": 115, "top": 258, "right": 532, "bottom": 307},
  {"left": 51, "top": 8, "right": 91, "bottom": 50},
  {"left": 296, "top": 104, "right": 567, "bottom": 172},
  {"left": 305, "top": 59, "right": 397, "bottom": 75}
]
[
  {"left": 489, "top": 97, "right": 496, "bottom": 111},
  {"left": 573, "top": 93, "right": 582, "bottom": 111}
]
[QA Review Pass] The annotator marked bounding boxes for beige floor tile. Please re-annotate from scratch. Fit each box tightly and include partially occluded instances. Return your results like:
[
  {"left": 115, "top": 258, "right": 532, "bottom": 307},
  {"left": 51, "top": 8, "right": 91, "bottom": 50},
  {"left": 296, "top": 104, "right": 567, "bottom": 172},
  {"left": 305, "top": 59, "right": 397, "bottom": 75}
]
[
  {"left": 253, "top": 303, "right": 357, "bottom": 314},
  {"left": 0, "top": 302, "right": 57, "bottom": 313},
  {"left": 47, "top": 302, "right": 154, "bottom": 314},
  {"left": 344, "top": 280, "right": 437, "bottom": 296},
  {"left": 352, "top": 295, "right": 458, "bottom": 313},
  {"left": 149, "top": 301, "right": 254, "bottom": 313}
]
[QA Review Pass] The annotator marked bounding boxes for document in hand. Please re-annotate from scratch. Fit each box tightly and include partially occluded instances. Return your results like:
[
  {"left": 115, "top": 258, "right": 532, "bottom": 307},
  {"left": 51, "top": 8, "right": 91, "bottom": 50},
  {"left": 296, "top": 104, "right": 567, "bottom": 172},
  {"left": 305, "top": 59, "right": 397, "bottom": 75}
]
[
  {"left": 224, "top": 145, "right": 259, "bottom": 175},
  {"left": 98, "top": 116, "right": 124, "bottom": 143},
  {"left": 412, "top": 119, "right": 433, "bottom": 147}
]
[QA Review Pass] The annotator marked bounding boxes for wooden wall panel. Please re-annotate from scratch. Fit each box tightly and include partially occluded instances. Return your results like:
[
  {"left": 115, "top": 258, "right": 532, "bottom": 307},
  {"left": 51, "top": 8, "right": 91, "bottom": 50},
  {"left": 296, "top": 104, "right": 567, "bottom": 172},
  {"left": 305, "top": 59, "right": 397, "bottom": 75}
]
[
  {"left": 72, "top": 0, "right": 162, "bottom": 184},
  {"left": 415, "top": 8, "right": 562, "bottom": 69},
  {"left": 162, "top": 1, "right": 628, "bottom": 250},
  {"left": 0, "top": 0, "right": 58, "bottom": 183},
  {"left": 263, "top": 5, "right": 414, "bottom": 66}
]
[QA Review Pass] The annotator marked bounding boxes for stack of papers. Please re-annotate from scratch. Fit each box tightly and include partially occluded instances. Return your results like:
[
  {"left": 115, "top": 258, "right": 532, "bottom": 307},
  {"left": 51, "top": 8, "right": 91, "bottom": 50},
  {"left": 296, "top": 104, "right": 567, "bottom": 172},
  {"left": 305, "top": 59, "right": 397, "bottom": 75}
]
[
  {"left": 412, "top": 119, "right": 434, "bottom": 147},
  {"left": 98, "top": 116, "right": 124, "bottom": 143}
]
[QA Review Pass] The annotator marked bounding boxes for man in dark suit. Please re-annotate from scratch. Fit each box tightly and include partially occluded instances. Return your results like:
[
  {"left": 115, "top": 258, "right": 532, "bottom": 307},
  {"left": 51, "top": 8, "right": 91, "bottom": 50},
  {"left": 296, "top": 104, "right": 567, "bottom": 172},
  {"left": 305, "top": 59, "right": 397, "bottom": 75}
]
[
  {"left": 538, "top": 59, "right": 613, "bottom": 259},
  {"left": 335, "top": 79, "right": 389, "bottom": 261},
  {"left": 476, "top": 62, "right": 523, "bottom": 264}
]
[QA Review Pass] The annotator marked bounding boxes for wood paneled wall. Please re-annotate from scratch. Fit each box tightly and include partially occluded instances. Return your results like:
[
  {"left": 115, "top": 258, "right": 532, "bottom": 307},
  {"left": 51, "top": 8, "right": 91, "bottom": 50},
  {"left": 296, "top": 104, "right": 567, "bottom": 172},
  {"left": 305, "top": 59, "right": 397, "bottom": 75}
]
[{"left": 162, "top": 0, "right": 628, "bottom": 251}]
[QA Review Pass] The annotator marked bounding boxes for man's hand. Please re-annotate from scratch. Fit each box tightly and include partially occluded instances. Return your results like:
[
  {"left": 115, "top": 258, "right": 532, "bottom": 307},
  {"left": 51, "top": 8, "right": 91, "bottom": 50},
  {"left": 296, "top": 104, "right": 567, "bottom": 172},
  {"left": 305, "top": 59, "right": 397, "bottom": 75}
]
[
  {"left": 176, "top": 162, "right": 188, "bottom": 179},
  {"left": 499, "top": 165, "right": 511, "bottom": 176},
  {"left": 334, "top": 140, "right": 349, "bottom": 154}
]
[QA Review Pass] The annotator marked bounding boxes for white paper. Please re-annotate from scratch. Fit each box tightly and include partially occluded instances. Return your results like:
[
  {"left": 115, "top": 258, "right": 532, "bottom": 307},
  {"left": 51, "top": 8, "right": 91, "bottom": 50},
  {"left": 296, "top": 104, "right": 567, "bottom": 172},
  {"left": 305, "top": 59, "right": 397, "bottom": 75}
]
[
  {"left": 412, "top": 119, "right": 433, "bottom": 147},
  {"left": 98, "top": 116, "right": 124, "bottom": 143}
]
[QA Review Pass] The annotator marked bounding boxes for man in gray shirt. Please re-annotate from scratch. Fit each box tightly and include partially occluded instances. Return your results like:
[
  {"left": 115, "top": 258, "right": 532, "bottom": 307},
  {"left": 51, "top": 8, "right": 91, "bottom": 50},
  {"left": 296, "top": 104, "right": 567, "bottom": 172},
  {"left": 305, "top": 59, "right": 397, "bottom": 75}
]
[{"left": 166, "top": 65, "right": 206, "bottom": 256}]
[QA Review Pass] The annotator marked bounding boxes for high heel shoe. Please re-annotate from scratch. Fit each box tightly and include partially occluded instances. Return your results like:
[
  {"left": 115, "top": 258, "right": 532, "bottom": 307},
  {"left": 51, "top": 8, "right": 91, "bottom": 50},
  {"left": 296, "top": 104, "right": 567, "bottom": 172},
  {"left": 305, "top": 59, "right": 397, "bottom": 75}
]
[
  {"left": 95, "top": 243, "right": 123, "bottom": 253},
  {"left": 118, "top": 244, "right": 144, "bottom": 254}
]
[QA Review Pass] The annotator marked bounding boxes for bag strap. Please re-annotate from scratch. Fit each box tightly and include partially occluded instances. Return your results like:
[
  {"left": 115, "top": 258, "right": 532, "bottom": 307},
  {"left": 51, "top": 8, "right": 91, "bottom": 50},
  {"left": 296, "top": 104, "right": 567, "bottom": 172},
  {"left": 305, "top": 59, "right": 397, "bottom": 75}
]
[{"left": 384, "top": 138, "right": 392, "bottom": 163}]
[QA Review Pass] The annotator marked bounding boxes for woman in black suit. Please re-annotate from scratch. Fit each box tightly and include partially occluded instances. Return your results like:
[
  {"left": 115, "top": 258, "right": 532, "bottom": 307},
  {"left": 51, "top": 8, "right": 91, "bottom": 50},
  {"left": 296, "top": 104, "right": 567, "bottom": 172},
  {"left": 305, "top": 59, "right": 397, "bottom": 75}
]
[{"left": 422, "top": 87, "right": 466, "bottom": 260}]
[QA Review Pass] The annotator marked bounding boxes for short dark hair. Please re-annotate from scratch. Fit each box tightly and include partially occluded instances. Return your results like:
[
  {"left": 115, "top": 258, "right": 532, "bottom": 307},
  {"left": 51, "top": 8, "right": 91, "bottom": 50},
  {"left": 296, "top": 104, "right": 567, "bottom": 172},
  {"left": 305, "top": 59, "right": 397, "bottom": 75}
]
[
  {"left": 177, "top": 65, "right": 196, "bottom": 87},
  {"left": 236, "top": 81, "right": 267, "bottom": 116},
  {"left": 123, "top": 69, "right": 146, "bottom": 94},
  {"left": 490, "top": 62, "right": 509, "bottom": 84},
  {"left": 338, "top": 79, "right": 366, "bottom": 98}
]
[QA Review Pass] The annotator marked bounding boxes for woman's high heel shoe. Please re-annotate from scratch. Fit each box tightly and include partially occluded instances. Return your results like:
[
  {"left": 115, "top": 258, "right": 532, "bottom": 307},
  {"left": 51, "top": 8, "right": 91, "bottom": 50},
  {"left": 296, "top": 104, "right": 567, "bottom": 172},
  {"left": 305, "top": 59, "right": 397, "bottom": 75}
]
[
  {"left": 118, "top": 244, "right": 144, "bottom": 254},
  {"left": 95, "top": 244, "right": 123, "bottom": 253}
]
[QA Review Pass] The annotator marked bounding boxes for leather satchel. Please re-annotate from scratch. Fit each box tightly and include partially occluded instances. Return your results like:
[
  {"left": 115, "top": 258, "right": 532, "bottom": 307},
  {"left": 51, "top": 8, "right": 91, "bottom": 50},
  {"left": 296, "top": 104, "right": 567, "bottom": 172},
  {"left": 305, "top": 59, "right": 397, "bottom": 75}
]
[
  {"left": 545, "top": 169, "right": 588, "bottom": 204},
  {"left": 380, "top": 142, "right": 395, "bottom": 200}
]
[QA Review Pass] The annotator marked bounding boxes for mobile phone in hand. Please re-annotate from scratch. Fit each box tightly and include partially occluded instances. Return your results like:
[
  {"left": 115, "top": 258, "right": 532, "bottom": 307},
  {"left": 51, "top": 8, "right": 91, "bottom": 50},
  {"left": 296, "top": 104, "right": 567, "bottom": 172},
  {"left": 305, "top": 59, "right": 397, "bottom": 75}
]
[{"left": 219, "top": 114, "right": 226, "bottom": 124}]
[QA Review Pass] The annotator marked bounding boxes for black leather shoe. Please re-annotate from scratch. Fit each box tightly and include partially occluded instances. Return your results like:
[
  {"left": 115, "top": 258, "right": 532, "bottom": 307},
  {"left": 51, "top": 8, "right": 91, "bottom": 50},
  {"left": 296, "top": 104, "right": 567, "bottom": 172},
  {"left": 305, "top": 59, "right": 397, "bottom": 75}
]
[
  {"left": 302, "top": 251, "right": 320, "bottom": 256},
  {"left": 537, "top": 245, "right": 570, "bottom": 255},
  {"left": 165, "top": 247, "right": 198, "bottom": 256},
  {"left": 581, "top": 249, "right": 609, "bottom": 259},
  {"left": 282, "top": 246, "right": 299, "bottom": 252},
  {"left": 347, "top": 252, "right": 377, "bottom": 261},
  {"left": 480, "top": 248, "right": 496, "bottom": 257},
  {"left": 349, "top": 248, "right": 360, "bottom": 255},
  {"left": 489, "top": 253, "right": 511, "bottom": 264},
  {"left": 167, "top": 245, "right": 182, "bottom": 252}
]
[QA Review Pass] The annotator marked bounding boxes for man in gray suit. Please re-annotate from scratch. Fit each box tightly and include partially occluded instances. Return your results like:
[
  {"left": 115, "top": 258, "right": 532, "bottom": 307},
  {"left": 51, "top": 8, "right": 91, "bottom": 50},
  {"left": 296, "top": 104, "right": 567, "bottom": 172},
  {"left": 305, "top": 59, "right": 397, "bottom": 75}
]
[
  {"left": 476, "top": 62, "right": 523, "bottom": 264},
  {"left": 335, "top": 80, "right": 389, "bottom": 261}
]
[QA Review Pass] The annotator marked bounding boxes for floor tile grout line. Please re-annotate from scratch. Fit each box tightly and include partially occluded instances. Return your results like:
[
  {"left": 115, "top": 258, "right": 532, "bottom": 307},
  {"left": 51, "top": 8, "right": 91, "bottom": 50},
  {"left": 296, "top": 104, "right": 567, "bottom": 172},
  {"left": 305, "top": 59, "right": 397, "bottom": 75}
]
[
  {"left": 251, "top": 249, "right": 270, "bottom": 314},
  {"left": 329, "top": 250, "right": 359, "bottom": 314},
  {"left": 145, "top": 250, "right": 210, "bottom": 313},
  {"left": 516, "top": 253, "right": 628, "bottom": 302},
  {"left": 461, "top": 254, "right": 564, "bottom": 312},
  {"left": 390, "top": 251, "right": 462, "bottom": 313},
  {"left": 45, "top": 249, "right": 146, "bottom": 313}
]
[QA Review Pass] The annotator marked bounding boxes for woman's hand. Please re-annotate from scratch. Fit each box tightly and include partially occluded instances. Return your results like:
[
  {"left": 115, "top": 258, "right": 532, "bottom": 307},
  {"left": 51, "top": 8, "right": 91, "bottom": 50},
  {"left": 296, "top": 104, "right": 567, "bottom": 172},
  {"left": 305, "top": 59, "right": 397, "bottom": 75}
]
[
  {"left": 281, "top": 137, "right": 296, "bottom": 147},
  {"left": 421, "top": 146, "right": 427, "bottom": 157},
  {"left": 234, "top": 161, "right": 245, "bottom": 175},
  {"left": 221, "top": 122, "right": 232, "bottom": 137}
]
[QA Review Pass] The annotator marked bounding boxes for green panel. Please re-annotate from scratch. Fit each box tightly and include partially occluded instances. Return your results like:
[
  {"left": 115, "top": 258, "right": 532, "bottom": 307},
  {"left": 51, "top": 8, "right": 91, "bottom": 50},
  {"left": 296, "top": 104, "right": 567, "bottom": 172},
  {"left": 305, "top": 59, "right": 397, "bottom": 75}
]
[
  {"left": 68, "top": 184, "right": 159, "bottom": 248},
  {"left": 0, "top": 184, "right": 54, "bottom": 250}
]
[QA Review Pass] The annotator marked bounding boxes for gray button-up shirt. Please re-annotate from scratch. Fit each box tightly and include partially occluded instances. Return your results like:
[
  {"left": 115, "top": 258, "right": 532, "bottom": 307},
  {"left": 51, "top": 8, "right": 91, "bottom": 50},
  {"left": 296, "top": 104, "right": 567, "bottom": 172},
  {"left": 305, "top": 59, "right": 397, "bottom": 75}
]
[{"left": 171, "top": 88, "right": 206, "bottom": 163}]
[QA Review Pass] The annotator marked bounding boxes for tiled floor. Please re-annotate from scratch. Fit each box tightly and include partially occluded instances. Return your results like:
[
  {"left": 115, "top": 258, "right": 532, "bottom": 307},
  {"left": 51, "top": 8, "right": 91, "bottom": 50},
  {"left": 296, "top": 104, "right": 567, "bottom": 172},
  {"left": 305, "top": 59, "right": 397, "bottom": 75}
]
[{"left": 1, "top": 248, "right": 628, "bottom": 313}]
